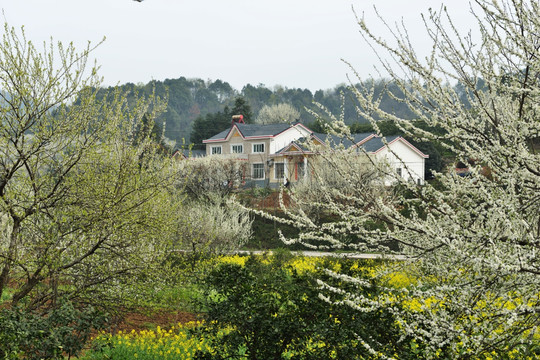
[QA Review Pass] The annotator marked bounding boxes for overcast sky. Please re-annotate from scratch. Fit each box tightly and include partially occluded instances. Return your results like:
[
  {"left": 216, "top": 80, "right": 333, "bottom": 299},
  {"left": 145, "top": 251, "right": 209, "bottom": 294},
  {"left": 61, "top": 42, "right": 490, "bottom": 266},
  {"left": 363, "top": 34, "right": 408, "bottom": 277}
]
[{"left": 2, "top": 1, "right": 477, "bottom": 92}]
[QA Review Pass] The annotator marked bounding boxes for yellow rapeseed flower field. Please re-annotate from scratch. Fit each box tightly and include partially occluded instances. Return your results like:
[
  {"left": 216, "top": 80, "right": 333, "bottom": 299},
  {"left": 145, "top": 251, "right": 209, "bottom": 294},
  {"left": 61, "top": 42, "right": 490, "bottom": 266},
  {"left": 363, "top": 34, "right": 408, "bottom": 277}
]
[
  {"left": 91, "top": 321, "right": 212, "bottom": 360},
  {"left": 85, "top": 254, "right": 540, "bottom": 360}
]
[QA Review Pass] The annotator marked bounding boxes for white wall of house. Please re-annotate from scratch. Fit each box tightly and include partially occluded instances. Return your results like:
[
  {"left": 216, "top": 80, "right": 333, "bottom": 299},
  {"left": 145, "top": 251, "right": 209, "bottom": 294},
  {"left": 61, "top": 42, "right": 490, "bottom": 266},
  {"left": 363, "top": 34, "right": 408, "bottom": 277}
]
[
  {"left": 269, "top": 125, "right": 312, "bottom": 154},
  {"left": 375, "top": 139, "right": 427, "bottom": 185}
]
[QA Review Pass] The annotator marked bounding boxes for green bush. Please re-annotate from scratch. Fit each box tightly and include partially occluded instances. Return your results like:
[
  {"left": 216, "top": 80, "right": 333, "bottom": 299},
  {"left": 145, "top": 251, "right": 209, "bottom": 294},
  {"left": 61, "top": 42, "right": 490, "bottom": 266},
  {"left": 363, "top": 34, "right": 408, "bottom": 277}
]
[
  {"left": 194, "top": 255, "right": 406, "bottom": 360},
  {"left": 0, "top": 301, "right": 107, "bottom": 360},
  {"left": 246, "top": 212, "right": 301, "bottom": 250}
]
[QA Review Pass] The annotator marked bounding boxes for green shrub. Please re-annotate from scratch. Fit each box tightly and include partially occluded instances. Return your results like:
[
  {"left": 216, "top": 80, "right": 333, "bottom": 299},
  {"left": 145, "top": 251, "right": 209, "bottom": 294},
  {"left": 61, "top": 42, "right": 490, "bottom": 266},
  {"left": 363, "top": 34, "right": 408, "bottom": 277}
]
[
  {"left": 0, "top": 301, "right": 107, "bottom": 360},
  {"left": 195, "top": 256, "right": 406, "bottom": 360},
  {"left": 246, "top": 212, "right": 301, "bottom": 250}
]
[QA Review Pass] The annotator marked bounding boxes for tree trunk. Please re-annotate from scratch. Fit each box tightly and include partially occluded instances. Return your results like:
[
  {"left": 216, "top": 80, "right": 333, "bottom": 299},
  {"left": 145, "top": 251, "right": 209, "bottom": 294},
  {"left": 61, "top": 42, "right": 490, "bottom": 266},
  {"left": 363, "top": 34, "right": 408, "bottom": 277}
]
[
  {"left": 11, "top": 275, "right": 42, "bottom": 306},
  {"left": 0, "top": 219, "right": 20, "bottom": 300}
]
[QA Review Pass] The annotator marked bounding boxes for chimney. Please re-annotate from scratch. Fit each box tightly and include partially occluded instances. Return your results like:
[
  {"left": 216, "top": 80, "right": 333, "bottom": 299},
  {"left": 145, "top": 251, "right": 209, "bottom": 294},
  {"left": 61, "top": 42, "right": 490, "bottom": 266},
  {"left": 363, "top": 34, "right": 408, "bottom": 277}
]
[{"left": 231, "top": 114, "right": 244, "bottom": 125}]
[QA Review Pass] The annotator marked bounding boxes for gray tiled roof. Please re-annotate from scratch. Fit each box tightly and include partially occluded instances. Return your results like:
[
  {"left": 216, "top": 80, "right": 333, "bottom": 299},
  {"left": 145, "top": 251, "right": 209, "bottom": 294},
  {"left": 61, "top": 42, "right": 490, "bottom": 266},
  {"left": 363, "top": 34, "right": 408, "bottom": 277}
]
[
  {"left": 311, "top": 132, "right": 374, "bottom": 148},
  {"left": 312, "top": 133, "right": 402, "bottom": 153},
  {"left": 205, "top": 123, "right": 294, "bottom": 141},
  {"left": 205, "top": 128, "right": 231, "bottom": 141},
  {"left": 237, "top": 123, "right": 293, "bottom": 137},
  {"left": 360, "top": 135, "right": 400, "bottom": 153}
]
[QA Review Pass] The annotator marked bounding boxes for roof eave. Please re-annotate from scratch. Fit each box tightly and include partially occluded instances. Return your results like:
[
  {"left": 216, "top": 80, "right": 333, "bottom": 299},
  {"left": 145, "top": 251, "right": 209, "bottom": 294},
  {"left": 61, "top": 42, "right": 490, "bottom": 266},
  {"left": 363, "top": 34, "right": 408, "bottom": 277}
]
[{"left": 354, "top": 133, "right": 377, "bottom": 147}]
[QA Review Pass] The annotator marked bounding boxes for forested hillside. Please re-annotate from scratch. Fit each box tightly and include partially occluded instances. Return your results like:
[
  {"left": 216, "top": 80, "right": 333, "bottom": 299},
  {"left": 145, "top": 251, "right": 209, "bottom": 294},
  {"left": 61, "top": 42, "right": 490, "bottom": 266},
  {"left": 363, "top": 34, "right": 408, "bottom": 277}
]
[{"left": 99, "top": 77, "right": 431, "bottom": 147}]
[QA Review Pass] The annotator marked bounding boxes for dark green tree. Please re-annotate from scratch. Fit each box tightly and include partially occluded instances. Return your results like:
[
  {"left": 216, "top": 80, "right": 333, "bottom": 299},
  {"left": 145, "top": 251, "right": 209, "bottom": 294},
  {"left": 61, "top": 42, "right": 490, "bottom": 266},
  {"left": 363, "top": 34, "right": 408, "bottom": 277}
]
[
  {"left": 230, "top": 96, "right": 253, "bottom": 123},
  {"left": 208, "top": 79, "right": 235, "bottom": 102},
  {"left": 306, "top": 118, "right": 329, "bottom": 134},
  {"left": 189, "top": 109, "right": 231, "bottom": 150},
  {"left": 241, "top": 84, "right": 273, "bottom": 113}
]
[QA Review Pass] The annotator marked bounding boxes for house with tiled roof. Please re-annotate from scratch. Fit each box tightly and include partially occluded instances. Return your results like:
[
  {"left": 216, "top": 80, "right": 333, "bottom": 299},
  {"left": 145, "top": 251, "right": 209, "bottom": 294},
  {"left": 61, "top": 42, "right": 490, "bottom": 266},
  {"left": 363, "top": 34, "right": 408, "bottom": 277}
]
[
  {"left": 203, "top": 116, "right": 428, "bottom": 187},
  {"left": 203, "top": 117, "right": 312, "bottom": 187}
]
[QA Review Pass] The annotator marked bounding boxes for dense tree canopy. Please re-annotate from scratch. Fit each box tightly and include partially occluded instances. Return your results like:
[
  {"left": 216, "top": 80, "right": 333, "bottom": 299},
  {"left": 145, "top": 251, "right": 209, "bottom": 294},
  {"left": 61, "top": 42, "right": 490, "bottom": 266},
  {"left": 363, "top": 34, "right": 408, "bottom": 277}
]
[{"left": 255, "top": 103, "right": 300, "bottom": 124}]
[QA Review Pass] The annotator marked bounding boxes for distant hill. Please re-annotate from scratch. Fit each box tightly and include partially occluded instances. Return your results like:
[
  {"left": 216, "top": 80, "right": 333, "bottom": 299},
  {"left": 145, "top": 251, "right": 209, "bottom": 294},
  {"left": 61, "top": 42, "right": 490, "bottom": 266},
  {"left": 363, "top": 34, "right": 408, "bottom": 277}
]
[{"left": 98, "top": 77, "right": 420, "bottom": 146}]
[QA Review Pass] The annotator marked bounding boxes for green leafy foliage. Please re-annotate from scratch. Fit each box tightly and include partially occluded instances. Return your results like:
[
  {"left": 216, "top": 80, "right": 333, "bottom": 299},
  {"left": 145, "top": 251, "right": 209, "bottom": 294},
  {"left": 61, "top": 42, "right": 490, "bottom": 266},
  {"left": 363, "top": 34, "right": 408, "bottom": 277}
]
[
  {"left": 247, "top": 213, "right": 301, "bottom": 250},
  {"left": 195, "top": 255, "right": 407, "bottom": 359},
  {"left": 0, "top": 301, "right": 106, "bottom": 360}
]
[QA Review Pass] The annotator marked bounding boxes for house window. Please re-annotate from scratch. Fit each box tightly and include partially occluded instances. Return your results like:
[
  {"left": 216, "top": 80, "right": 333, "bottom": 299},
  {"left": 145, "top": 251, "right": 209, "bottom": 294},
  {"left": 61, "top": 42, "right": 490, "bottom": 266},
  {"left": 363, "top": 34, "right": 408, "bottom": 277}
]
[
  {"left": 396, "top": 167, "right": 402, "bottom": 177},
  {"left": 275, "top": 163, "right": 285, "bottom": 179},
  {"left": 231, "top": 144, "right": 243, "bottom": 154},
  {"left": 252, "top": 163, "right": 265, "bottom": 179},
  {"left": 211, "top": 146, "right": 222, "bottom": 155},
  {"left": 252, "top": 143, "right": 265, "bottom": 153}
]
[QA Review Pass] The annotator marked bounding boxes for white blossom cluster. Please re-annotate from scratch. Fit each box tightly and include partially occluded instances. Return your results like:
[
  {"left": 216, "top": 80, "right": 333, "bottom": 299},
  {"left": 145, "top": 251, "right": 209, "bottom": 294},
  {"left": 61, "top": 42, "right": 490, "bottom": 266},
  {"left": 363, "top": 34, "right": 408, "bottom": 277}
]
[
  {"left": 175, "top": 155, "right": 247, "bottom": 197},
  {"left": 263, "top": 0, "right": 540, "bottom": 357},
  {"left": 255, "top": 103, "right": 300, "bottom": 125}
]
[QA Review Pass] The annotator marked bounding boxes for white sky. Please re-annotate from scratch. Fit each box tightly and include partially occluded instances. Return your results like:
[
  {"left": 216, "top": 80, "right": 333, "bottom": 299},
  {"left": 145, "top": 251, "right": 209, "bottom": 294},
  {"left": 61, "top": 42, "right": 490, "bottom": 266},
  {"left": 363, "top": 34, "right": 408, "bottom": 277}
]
[{"left": 1, "top": 1, "right": 477, "bottom": 92}]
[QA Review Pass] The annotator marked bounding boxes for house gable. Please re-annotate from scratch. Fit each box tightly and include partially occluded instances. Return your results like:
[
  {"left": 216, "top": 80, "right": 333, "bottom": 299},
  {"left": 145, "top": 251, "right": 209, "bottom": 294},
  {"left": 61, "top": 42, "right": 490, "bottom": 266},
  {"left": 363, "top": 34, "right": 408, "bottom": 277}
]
[
  {"left": 289, "top": 144, "right": 300, "bottom": 152},
  {"left": 369, "top": 137, "right": 428, "bottom": 159},
  {"left": 269, "top": 124, "right": 312, "bottom": 154},
  {"left": 274, "top": 140, "right": 313, "bottom": 156},
  {"left": 231, "top": 128, "right": 242, "bottom": 138}
]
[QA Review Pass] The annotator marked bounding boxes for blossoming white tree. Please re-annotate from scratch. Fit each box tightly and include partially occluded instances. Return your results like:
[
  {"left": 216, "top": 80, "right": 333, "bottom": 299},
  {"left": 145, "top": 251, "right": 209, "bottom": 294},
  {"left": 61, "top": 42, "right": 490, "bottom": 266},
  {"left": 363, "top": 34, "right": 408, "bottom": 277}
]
[
  {"left": 174, "top": 156, "right": 253, "bottom": 256},
  {"left": 273, "top": 0, "right": 540, "bottom": 357},
  {"left": 176, "top": 156, "right": 247, "bottom": 198},
  {"left": 176, "top": 194, "right": 252, "bottom": 256},
  {"left": 255, "top": 103, "right": 300, "bottom": 124},
  {"left": 0, "top": 23, "right": 179, "bottom": 310}
]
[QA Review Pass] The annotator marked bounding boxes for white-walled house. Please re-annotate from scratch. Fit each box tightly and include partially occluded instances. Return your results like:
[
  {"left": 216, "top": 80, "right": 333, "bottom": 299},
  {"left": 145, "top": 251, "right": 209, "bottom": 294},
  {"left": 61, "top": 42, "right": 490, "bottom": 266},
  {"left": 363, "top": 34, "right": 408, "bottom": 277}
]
[
  {"left": 202, "top": 117, "right": 428, "bottom": 187},
  {"left": 310, "top": 133, "right": 428, "bottom": 185},
  {"left": 367, "top": 136, "right": 428, "bottom": 185}
]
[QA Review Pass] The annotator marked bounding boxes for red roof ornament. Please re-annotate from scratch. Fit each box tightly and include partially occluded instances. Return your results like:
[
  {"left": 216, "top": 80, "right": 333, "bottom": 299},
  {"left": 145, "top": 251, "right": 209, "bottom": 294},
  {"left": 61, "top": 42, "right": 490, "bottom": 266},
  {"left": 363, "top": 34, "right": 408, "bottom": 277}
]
[{"left": 232, "top": 114, "right": 244, "bottom": 124}]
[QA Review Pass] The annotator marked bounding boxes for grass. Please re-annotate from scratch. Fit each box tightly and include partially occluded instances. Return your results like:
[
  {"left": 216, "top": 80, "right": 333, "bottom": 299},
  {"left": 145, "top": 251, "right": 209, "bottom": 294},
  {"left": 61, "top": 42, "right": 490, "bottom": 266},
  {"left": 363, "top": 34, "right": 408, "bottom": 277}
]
[
  {"left": 151, "top": 283, "right": 202, "bottom": 313},
  {"left": 245, "top": 212, "right": 301, "bottom": 250},
  {"left": 0, "top": 286, "right": 13, "bottom": 304}
]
